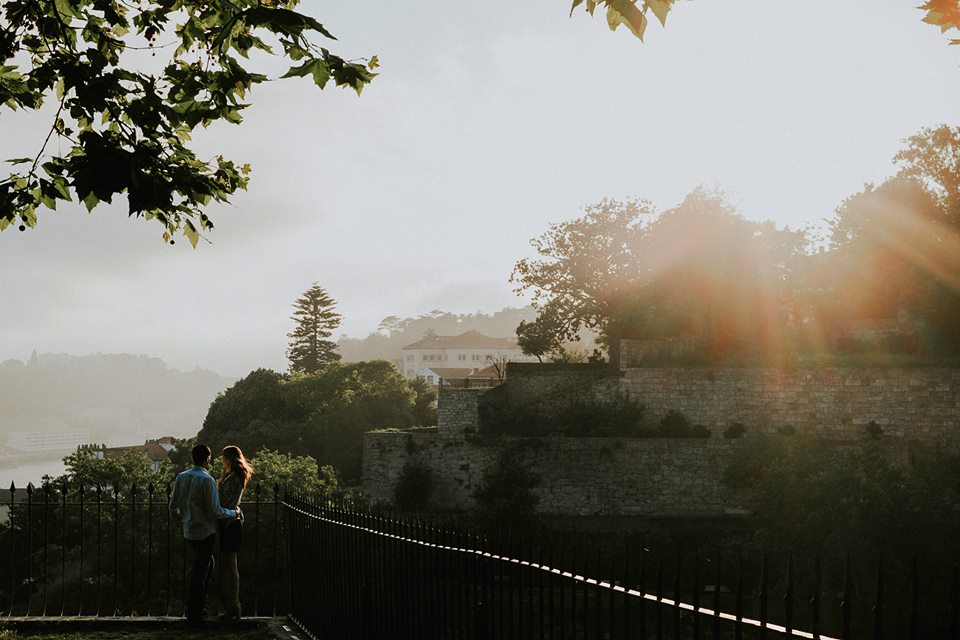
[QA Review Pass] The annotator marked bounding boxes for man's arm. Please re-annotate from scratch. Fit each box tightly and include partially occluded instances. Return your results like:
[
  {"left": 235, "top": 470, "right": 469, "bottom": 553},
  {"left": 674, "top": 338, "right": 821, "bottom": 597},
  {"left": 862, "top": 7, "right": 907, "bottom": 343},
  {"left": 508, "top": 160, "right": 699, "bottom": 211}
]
[
  {"left": 206, "top": 476, "right": 237, "bottom": 520},
  {"left": 168, "top": 475, "right": 181, "bottom": 518}
]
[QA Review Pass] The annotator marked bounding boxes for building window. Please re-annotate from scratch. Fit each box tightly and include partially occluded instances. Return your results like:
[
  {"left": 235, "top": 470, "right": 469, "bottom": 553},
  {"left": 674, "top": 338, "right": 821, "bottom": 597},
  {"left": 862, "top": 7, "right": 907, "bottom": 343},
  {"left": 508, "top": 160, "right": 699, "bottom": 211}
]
[
  {"left": 472, "top": 354, "right": 481, "bottom": 361},
  {"left": 406, "top": 354, "right": 414, "bottom": 362},
  {"left": 458, "top": 354, "right": 466, "bottom": 361}
]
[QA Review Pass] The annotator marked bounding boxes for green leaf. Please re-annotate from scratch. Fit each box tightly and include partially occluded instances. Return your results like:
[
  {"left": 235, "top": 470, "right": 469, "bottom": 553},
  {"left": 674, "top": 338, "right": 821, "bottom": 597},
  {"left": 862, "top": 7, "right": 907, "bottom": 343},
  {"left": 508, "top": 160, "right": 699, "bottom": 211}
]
[
  {"left": 82, "top": 192, "right": 99, "bottom": 213},
  {"left": 183, "top": 222, "right": 200, "bottom": 248},
  {"left": 570, "top": 0, "right": 585, "bottom": 17},
  {"left": 5, "top": 158, "right": 33, "bottom": 165}
]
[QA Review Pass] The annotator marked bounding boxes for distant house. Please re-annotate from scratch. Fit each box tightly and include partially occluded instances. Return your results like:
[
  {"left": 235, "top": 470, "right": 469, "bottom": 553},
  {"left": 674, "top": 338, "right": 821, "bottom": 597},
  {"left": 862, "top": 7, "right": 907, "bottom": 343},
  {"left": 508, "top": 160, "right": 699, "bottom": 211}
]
[
  {"left": 80, "top": 436, "right": 177, "bottom": 472},
  {"left": 401, "top": 330, "right": 536, "bottom": 379}
]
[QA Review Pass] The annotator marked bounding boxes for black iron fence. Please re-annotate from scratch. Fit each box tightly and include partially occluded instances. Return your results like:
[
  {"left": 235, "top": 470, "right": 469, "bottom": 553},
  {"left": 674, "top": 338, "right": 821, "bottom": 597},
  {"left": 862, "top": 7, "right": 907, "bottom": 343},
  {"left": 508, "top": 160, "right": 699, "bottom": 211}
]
[
  {"left": 4, "top": 481, "right": 959, "bottom": 638},
  {"left": 0, "top": 480, "right": 287, "bottom": 618},
  {"left": 286, "top": 495, "right": 960, "bottom": 640}
]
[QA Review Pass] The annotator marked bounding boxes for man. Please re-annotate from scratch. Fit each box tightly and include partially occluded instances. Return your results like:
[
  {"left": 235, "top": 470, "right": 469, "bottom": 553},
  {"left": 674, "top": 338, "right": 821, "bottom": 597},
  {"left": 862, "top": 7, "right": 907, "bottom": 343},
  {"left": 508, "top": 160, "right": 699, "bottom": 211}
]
[{"left": 169, "top": 443, "right": 241, "bottom": 625}]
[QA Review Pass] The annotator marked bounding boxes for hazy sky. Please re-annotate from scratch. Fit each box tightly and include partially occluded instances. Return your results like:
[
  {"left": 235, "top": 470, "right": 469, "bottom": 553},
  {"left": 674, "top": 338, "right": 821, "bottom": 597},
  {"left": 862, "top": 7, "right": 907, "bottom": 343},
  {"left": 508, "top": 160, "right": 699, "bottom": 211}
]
[{"left": 1, "top": 1, "right": 959, "bottom": 377}]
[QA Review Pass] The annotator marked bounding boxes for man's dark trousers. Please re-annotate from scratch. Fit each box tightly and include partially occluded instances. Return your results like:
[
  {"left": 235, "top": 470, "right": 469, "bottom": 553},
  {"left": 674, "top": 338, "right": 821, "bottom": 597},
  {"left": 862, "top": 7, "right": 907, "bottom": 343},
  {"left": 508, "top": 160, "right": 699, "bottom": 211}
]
[{"left": 186, "top": 533, "right": 216, "bottom": 621}]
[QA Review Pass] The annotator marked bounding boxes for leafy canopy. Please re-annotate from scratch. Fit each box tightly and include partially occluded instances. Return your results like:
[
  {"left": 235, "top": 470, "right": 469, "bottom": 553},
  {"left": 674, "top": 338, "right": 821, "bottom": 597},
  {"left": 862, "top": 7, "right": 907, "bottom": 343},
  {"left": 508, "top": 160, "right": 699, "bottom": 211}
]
[{"left": 0, "top": 0, "right": 375, "bottom": 245}]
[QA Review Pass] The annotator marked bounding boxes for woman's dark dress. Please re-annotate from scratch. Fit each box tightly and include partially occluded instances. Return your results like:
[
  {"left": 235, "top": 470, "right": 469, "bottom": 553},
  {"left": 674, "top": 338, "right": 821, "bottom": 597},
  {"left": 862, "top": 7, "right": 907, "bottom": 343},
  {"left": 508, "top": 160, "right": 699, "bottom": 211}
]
[{"left": 218, "top": 473, "right": 244, "bottom": 553}]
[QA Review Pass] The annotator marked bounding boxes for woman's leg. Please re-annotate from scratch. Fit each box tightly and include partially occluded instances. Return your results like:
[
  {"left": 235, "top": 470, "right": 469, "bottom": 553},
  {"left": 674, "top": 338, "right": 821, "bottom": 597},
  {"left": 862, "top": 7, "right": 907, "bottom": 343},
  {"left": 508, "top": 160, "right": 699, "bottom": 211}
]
[{"left": 222, "top": 551, "right": 240, "bottom": 617}]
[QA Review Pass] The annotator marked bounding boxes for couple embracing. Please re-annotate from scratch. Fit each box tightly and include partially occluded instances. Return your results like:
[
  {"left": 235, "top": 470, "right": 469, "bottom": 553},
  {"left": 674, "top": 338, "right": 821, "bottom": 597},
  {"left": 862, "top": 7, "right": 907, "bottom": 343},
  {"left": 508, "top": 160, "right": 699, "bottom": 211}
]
[{"left": 169, "top": 443, "right": 253, "bottom": 625}]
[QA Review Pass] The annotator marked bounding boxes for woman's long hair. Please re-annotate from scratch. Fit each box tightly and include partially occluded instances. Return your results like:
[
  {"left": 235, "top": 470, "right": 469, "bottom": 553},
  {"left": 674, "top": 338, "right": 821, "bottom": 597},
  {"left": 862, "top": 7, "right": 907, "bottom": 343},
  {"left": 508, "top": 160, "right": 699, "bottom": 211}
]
[{"left": 219, "top": 445, "right": 253, "bottom": 488}]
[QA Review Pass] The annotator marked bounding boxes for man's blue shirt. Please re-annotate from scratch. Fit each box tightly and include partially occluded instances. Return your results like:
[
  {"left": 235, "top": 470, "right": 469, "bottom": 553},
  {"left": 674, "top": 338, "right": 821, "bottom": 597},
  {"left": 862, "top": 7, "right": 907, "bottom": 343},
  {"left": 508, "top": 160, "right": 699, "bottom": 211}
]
[{"left": 169, "top": 466, "right": 237, "bottom": 540}]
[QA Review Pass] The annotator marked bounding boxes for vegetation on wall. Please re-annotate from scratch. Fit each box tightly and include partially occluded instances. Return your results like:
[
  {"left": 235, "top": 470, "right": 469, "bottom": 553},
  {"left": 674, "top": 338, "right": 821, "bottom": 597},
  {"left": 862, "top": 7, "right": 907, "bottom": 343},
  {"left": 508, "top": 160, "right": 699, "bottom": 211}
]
[
  {"left": 473, "top": 445, "right": 541, "bottom": 530},
  {"left": 393, "top": 461, "right": 434, "bottom": 512}
]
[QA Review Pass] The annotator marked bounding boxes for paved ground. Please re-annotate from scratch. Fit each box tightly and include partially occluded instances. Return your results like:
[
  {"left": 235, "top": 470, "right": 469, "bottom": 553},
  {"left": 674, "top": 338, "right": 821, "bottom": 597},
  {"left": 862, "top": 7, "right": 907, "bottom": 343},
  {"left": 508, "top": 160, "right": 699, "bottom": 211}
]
[{"left": 0, "top": 617, "right": 307, "bottom": 640}]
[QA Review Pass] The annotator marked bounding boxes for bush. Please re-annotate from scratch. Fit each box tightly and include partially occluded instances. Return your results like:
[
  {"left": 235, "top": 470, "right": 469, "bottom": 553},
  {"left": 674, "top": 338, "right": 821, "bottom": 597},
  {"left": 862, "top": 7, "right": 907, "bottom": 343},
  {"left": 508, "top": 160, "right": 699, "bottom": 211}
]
[
  {"left": 777, "top": 424, "right": 796, "bottom": 436},
  {"left": 690, "top": 424, "right": 712, "bottom": 438},
  {"left": 658, "top": 409, "right": 691, "bottom": 437},
  {"left": 393, "top": 461, "right": 434, "bottom": 512},
  {"left": 723, "top": 422, "right": 746, "bottom": 439},
  {"left": 473, "top": 447, "right": 540, "bottom": 529},
  {"left": 865, "top": 420, "right": 883, "bottom": 439}
]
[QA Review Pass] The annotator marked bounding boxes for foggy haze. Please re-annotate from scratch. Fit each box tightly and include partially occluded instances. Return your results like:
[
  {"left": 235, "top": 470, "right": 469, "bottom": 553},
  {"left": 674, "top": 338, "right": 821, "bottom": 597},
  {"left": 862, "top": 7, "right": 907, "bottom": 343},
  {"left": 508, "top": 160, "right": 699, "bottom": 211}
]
[{"left": 2, "top": 1, "right": 960, "bottom": 377}]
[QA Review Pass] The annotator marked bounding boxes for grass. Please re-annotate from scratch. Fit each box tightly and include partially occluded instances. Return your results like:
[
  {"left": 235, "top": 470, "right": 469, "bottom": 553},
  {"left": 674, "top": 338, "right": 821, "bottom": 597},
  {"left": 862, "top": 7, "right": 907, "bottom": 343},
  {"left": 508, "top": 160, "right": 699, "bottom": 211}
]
[{"left": 0, "top": 619, "right": 289, "bottom": 640}]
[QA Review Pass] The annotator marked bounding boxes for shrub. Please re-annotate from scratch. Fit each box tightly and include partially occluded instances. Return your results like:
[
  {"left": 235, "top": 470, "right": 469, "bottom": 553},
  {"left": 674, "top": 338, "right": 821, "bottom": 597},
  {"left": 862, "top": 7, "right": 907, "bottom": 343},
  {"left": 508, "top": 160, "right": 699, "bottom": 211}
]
[
  {"left": 777, "top": 424, "right": 796, "bottom": 436},
  {"left": 658, "top": 410, "right": 691, "bottom": 437},
  {"left": 393, "top": 461, "right": 434, "bottom": 512},
  {"left": 865, "top": 420, "right": 883, "bottom": 439},
  {"left": 690, "top": 424, "right": 712, "bottom": 438},
  {"left": 473, "top": 446, "right": 540, "bottom": 529},
  {"left": 723, "top": 422, "right": 746, "bottom": 439}
]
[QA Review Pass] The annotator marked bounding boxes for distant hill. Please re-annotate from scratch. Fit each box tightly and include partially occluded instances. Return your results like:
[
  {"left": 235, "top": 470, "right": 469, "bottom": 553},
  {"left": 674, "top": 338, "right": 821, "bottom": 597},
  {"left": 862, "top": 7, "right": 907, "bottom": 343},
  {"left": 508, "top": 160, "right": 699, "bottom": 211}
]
[
  {"left": 0, "top": 352, "right": 235, "bottom": 448},
  {"left": 338, "top": 307, "right": 537, "bottom": 366}
]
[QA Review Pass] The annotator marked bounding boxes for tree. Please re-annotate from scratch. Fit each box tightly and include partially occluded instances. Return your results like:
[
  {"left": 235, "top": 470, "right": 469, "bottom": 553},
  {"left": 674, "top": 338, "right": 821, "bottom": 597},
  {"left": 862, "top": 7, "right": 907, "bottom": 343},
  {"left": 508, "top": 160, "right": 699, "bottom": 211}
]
[
  {"left": 287, "top": 283, "right": 342, "bottom": 374},
  {"left": 409, "top": 376, "right": 438, "bottom": 426},
  {"left": 0, "top": 0, "right": 375, "bottom": 243},
  {"left": 197, "top": 361, "right": 415, "bottom": 483},
  {"left": 516, "top": 306, "right": 568, "bottom": 363},
  {"left": 511, "top": 198, "right": 656, "bottom": 367},
  {"left": 55, "top": 447, "right": 173, "bottom": 494},
  {"left": 894, "top": 124, "right": 960, "bottom": 221},
  {"left": 248, "top": 449, "right": 339, "bottom": 500},
  {"left": 512, "top": 190, "right": 805, "bottom": 365}
]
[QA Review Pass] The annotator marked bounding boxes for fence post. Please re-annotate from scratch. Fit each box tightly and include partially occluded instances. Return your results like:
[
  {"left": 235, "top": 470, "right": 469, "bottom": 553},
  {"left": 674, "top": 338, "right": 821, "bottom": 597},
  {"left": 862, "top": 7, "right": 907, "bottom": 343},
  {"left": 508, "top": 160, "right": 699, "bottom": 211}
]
[
  {"left": 910, "top": 554, "right": 919, "bottom": 640},
  {"left": 841, "top": 552, "right": 852, "bottom": 640},
  {"left": 95, "top": 484, "right": 102, "bottom": 617},
  {"left": 873, "top": 556, "right": 884, "bottom": 640},
  {"left": 811, "top": 554, "right": 821, "bottom": 640},
  {"left": 26, "top": 483, "right": 34, "bottom": 617},
  {"left": 42, "top": 481, "right": 49, "bottom": 617},
  {"left": 78, "top": 483, "right": 85, "bottom": 616},
  {"left": 130, "top": 482, "right": 137, "bottom": 616},
  {"left": 784, "top": 552, "right": 794, "bottom": 638},
  {"left": 759, "top": 551, "right": 768, "bottom": 640},
  {"left": 692, "top": 552, "right": 701, "bottom": 640},
  {"left": 60, "top": 479, "right": 66, "bottom": 617},
  {"left": 147, "top": 482, "right": 154, "bottom": 617},
  {"left": 7, "top": 482, "right": 15, "bottom": 617},
  {"left": 713, "top": 549, "right": 722, "bottom": 640}
]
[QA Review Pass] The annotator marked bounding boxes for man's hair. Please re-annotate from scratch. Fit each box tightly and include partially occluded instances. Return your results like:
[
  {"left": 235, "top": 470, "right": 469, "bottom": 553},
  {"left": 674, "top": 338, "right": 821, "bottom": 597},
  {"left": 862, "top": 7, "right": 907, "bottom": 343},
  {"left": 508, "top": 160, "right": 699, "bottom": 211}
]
[{"left": 191, "top": 444, "right": 212, "bottom": 466}]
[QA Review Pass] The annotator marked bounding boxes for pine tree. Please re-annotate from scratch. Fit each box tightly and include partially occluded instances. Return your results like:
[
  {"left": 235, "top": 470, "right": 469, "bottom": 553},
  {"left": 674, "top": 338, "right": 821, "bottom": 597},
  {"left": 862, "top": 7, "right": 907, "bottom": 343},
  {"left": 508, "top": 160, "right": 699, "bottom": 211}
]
[{"left": 286, "top": 283, "right": 343, "bottom": 374}]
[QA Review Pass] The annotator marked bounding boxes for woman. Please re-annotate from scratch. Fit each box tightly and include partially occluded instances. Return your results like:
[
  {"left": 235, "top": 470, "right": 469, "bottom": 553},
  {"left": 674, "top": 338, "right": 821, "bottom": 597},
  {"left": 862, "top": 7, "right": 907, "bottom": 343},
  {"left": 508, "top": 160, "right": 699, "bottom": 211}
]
[{"left": 218, "top": 445, "right": 252, "bottom": 621}]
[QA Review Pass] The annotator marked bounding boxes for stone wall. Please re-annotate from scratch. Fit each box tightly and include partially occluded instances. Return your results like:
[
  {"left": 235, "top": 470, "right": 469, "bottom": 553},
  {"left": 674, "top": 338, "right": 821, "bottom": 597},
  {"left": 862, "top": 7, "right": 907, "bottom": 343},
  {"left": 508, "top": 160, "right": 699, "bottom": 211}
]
[
  {"left": 362, "top": 429, "right": 747, "bottom": 516},
  {"left": 620, "top": 367, "right": 960, "bottom": 444},
  {"left": 362, "top": 363, "right": 960, "bottom": 516}
]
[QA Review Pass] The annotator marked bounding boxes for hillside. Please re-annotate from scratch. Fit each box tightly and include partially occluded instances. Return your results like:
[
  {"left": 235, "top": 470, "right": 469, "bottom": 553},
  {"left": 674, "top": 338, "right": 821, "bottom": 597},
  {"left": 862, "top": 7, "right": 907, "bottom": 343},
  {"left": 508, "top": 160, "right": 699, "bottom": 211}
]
[{"left": 0, "top": 352, "right": 234, "bottom": 449}]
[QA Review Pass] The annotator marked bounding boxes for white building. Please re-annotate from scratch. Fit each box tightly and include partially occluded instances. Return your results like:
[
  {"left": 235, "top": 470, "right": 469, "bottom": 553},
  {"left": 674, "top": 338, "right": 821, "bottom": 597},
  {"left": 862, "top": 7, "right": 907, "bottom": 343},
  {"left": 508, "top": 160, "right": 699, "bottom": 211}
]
[{"left": 400, "top": 330, "right": 537, "bottom": 379}]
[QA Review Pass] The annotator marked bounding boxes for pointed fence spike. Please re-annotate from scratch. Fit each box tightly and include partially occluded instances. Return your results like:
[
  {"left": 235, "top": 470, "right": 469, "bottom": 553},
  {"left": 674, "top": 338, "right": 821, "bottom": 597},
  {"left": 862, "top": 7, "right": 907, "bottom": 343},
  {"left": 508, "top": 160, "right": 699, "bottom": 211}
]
[{"left": 841, "top": 551, "right": 852, "bottom": 640}]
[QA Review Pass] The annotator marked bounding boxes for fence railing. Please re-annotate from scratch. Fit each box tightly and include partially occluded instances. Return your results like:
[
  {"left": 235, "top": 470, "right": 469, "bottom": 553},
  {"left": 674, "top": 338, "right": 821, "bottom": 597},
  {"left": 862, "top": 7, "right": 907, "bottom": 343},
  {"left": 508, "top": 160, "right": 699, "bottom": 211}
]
[
  {"left": 285, "top": 496, "right": 960, "bottom": 640},
  {"left": 5, "top": 480, "right": 959, "bottom": 638},
  {"left": 0, "top": 480, "right": 287, "bottom": 618}
]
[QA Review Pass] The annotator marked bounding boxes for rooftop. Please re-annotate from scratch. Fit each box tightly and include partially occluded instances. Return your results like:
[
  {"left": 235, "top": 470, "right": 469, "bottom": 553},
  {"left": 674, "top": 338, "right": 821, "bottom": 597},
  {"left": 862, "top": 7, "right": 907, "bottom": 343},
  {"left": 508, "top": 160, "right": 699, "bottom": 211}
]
[{"left": 402, "top": 330, "right": 519, "bottom": 351}]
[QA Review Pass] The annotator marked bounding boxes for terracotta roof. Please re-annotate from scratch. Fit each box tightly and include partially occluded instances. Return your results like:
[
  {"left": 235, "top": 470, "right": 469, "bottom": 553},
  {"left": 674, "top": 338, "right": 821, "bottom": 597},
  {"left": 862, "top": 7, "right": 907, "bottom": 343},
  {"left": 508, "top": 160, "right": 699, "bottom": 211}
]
[
  {"left": 105, "top": 443, "right": 170, "bottom": 462},
  {"left": 418, "top": 367, "right": 477, "bottom": 380},
  {"left": 403, "top": 330, "right": 519, "bottom": 351},
  {"left": 466, "top": 365, "right": 501, "bottom": 380}
]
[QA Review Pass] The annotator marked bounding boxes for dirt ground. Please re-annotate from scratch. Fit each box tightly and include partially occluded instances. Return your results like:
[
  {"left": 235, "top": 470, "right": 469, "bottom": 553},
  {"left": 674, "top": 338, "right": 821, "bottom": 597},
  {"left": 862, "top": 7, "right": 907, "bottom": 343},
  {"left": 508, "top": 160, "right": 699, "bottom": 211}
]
[{"left": 0, "top": 617, "right": 305, "bottom": 640}]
